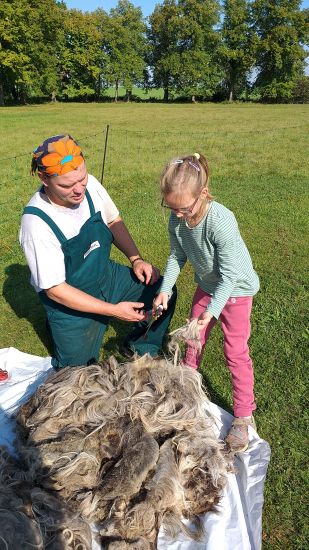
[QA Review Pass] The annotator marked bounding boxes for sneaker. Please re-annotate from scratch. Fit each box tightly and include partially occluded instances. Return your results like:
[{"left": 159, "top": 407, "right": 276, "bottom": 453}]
[{"left": 225, "top": 416, "right": 256, "bottom": 454}]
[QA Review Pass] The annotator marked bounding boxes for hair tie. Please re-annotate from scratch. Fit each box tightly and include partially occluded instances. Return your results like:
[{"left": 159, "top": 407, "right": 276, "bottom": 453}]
[
  {"left": 193, "top": 153, "right": 200, "bottom": 160},
  {"left": 188, "top": 161, "right": 200, "bottom": 172},
  {"left": 170, "top": 159, "right": 184, "bottom": 166}
]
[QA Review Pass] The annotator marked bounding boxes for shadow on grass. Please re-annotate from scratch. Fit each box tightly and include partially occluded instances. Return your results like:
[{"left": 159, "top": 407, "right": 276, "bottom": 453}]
[
  {"left": 102, "top": 319, "right": 130, "bottom": 361},
  {"left": 2, "top": 264, "right": 145, "bottom": 363},
  {"left": 201, "top": 372, "right": 233, "bottom": 415},
  {"left": 3, "top": 263, "right": 53, "bottom": 355}
]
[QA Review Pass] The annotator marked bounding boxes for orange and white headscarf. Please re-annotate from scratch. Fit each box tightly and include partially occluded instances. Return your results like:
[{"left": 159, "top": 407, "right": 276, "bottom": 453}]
[{"left": 31, "top": 134, "right": 84, "bottom": 177}]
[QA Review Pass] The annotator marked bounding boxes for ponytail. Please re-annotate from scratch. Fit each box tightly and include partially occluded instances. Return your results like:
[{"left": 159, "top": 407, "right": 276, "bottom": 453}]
[{"left": 160, "top": 152, "right": 212, "bottom": 201}]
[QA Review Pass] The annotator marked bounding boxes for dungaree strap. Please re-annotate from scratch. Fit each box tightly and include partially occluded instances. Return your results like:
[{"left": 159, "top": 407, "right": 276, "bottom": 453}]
[
  {"left": 23, "top": 188, "right": 96, "bottom": 244},
  {"left": 23, "top": 206, "right": 66, "bottom": 244},
  {"left": 85, "top": 189, "right": 95, "bottom": 216}
]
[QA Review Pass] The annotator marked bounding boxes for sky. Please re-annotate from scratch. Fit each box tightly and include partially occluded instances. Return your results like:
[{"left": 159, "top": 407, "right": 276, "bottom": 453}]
[
  {"left": 65, "top": 1, "right": 156, "bottom": 16},
  {"left": 64, "top": 0, "right": 309, "bottom": 16}
]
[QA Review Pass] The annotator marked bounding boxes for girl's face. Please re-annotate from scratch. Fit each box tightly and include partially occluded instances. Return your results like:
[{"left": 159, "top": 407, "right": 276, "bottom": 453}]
[{"left": 162, "top": 189, "right": 205, "bottom": 219}]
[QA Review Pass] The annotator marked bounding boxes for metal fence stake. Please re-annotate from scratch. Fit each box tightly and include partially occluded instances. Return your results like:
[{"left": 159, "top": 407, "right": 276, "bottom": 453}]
[{"left": 101, "top": 124, "right": 110, "bottom": 185}]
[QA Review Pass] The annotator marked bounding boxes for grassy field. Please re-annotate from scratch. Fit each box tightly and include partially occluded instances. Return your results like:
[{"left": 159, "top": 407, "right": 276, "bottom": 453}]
[{"left": 0, "top": 102, "right": 308, "bottom": 548}]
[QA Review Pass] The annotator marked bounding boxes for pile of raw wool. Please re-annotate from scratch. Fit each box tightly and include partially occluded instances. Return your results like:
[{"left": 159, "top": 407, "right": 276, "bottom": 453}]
[
  {"left": 0, "top": 446, "right": 92, "bottom": 550},
  {"left": 1, "top": 354, "right": 231, "bottom": 549}
]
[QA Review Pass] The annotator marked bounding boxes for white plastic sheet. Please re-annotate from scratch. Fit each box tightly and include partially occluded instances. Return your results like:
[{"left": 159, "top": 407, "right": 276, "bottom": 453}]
[{"left": 0, "top": 347, "right": 270, "bottom": 550}]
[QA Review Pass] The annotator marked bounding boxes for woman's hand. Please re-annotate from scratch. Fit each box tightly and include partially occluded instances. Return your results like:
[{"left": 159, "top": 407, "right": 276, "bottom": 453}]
[
  {"left": 112, "top": 301, "right": 147, "bottom": 322},
  {"left": 197, "top": 311, "right": 213, "bottom": 330},
  {"left": 153, "top": 292, "right": 169, "bottom": 311},
  {"left": 133, "top": 259, "right": 160, "bottom": 285}
]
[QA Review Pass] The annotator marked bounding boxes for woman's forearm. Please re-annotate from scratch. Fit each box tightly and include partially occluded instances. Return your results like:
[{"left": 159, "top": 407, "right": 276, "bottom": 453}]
[
  {"left": 108, "top": 216, "right": 141, "bottom": 262},
  {"left": 45, "top": 282, "right": 115, "bottom": 316}
]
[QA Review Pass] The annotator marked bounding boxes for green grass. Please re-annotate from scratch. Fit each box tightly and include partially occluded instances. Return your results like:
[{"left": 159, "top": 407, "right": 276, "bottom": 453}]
[{"left": 0, "top": 102, "right": 308, "bottom": 548}]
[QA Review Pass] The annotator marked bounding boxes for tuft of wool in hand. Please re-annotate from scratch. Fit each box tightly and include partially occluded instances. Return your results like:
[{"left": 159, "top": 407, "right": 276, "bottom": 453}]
[{"left": 168, "top": 318, "right": 201, "bottom": 364}]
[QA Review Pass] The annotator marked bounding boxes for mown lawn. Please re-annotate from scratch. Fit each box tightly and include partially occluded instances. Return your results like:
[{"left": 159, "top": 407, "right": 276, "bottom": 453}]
[{"left": 0, "top": 102, "right": 308, "bottom": 549}]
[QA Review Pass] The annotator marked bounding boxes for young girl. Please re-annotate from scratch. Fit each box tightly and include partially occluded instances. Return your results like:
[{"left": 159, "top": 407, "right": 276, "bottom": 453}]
[{"left": 154, "top": 153, "right": 260, "bottom": 453}]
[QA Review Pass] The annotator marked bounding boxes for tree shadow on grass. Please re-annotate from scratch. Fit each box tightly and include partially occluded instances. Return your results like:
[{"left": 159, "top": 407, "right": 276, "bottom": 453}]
[{"left": 3, "top": 263, "right": 53, "bottom": 355}]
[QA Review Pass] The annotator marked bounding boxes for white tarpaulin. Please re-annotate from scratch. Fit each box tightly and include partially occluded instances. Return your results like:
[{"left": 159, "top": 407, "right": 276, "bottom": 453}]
[{"left": 0, "top": 347, "right": 270, "bottom": 550}]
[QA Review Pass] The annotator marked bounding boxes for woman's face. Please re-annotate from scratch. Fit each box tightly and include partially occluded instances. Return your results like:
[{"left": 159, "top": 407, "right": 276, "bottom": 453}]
[{"left": 40, "top": 161, "right": 88, "bottom": 207}]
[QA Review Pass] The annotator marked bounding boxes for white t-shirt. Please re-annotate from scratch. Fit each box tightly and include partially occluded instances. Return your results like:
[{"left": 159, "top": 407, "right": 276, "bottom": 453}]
[{"left": 19, "top": 175, "right": 119, "bottom": 292}]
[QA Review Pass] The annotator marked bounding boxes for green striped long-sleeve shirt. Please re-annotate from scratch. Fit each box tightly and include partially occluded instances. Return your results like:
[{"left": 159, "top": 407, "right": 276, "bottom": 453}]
[{"left": 159, "top": 201, "right": 260, "bottom": 319}]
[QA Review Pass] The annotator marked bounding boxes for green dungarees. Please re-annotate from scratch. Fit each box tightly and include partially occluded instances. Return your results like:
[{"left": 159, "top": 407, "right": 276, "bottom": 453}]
[{"left": 23, "top": 189, "right": 176, "bottom": 368}]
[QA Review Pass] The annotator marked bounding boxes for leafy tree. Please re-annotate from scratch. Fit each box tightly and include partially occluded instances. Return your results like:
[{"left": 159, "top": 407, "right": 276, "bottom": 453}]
[
  {"left": 292, "top": 75, "right": 309, "bottom": 103},
  {"left": 176, "top": 0, "right": 222, "bottom": 101},
  {"left": 29, "top": 0, "right": 67, "bottom": 99},
  {"left": 0, "top": 0, "right": 66, "bottom": 104},
  {"left": 103, "top": 0, "right": 147, "bottom": 101},
  {"left": 252, "top": 0, "right": 308, "bottom": 102},
  {"left": 148, "top": 0, "right": 221, "bottom": 102},
  {"left": 61, "top": 9, "right": 106, "bottom": 100},
  {"left": 147, "top": 0, "right": 181, "bottom": 102},
  {"left": 220, "top": 0, "right": 256, "bottom": 101},
  {"left": 0, "top": 0, "right": 30, "bottom": 104}
]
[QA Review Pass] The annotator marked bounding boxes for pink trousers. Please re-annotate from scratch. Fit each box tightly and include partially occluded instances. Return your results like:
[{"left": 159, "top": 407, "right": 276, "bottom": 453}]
[{"left": 184, "top": 287, "right": 256, "bottom": 417}]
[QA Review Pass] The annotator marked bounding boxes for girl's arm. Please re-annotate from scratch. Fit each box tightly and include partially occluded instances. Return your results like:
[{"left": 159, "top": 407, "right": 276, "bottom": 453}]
[{"left": 154, "top": 221, "right": 186, "bottom": 310}]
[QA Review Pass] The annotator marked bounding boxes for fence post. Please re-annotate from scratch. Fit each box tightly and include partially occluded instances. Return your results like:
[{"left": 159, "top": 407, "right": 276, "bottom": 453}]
[{"left": 101, "top": 124, "right": 110, "bottom": 186}]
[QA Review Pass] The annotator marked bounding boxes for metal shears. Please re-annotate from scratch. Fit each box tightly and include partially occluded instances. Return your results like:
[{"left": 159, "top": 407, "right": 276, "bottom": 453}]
[{"left": 143, "top": 304, "right": 164, "bottom": 340}]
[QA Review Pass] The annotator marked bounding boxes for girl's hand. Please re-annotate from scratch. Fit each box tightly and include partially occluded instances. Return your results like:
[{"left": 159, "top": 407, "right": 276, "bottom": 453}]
[
  {"left": 133, "top": 259, "right": 159, "bottom": 285},
  {"left": 197, "top": 311, "right": 213, "bottom": 329},
  {"left": 153, "top": 292, "right": 169, "bottom": 311}
]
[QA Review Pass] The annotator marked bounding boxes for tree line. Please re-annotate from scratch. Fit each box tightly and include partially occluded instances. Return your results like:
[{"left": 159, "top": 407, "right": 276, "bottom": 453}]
[{"left": 0, "top": 0, "right": 308, "bottom": 105}]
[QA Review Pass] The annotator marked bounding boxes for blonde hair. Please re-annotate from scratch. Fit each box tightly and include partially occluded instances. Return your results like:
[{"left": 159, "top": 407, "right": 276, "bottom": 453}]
[{"left": 160, "top": 153, "right": 212, "bottom": 201}]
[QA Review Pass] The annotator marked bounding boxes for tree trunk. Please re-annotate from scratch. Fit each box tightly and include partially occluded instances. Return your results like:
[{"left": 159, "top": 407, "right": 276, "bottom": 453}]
[
  {"left": 228, "top": 72, "right": 235, "bottom": 102},
  {"left": 0, "top": 82, "right": 4, "bottom": 106},
  {"left": 126, "top": 89, "right": 131, "bottom": 102},
  {"left": 12, "top": 85, "right": 18, "bottom": 103},
  {"left": 164, "top": 86, "right": 169, "bottom": 102},
  {"left": 191, "top": 95, "right": 196, "bottom": 103},
  {"left": 19, "top": 86, "right": 27, "bottom": 105},
  {"left": 114, "top": 79, "right": 119, "bottom": 102},
  {"left": 96, "top": 76, "right": 101, "bottom": 101},
  {"left": 245, "top": 84, "right": 249, "bottom": 102}
]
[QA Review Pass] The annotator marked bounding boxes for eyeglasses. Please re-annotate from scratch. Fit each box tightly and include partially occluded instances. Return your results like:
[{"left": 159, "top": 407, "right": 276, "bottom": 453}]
[{"left": 161, "top": 195, "right": 200, "bottom": 214}]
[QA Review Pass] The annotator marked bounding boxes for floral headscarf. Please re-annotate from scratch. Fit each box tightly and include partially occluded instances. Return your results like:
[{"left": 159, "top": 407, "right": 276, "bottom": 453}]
[{"left": 31, "top": 134, "right": 84, "bottom": 177}]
